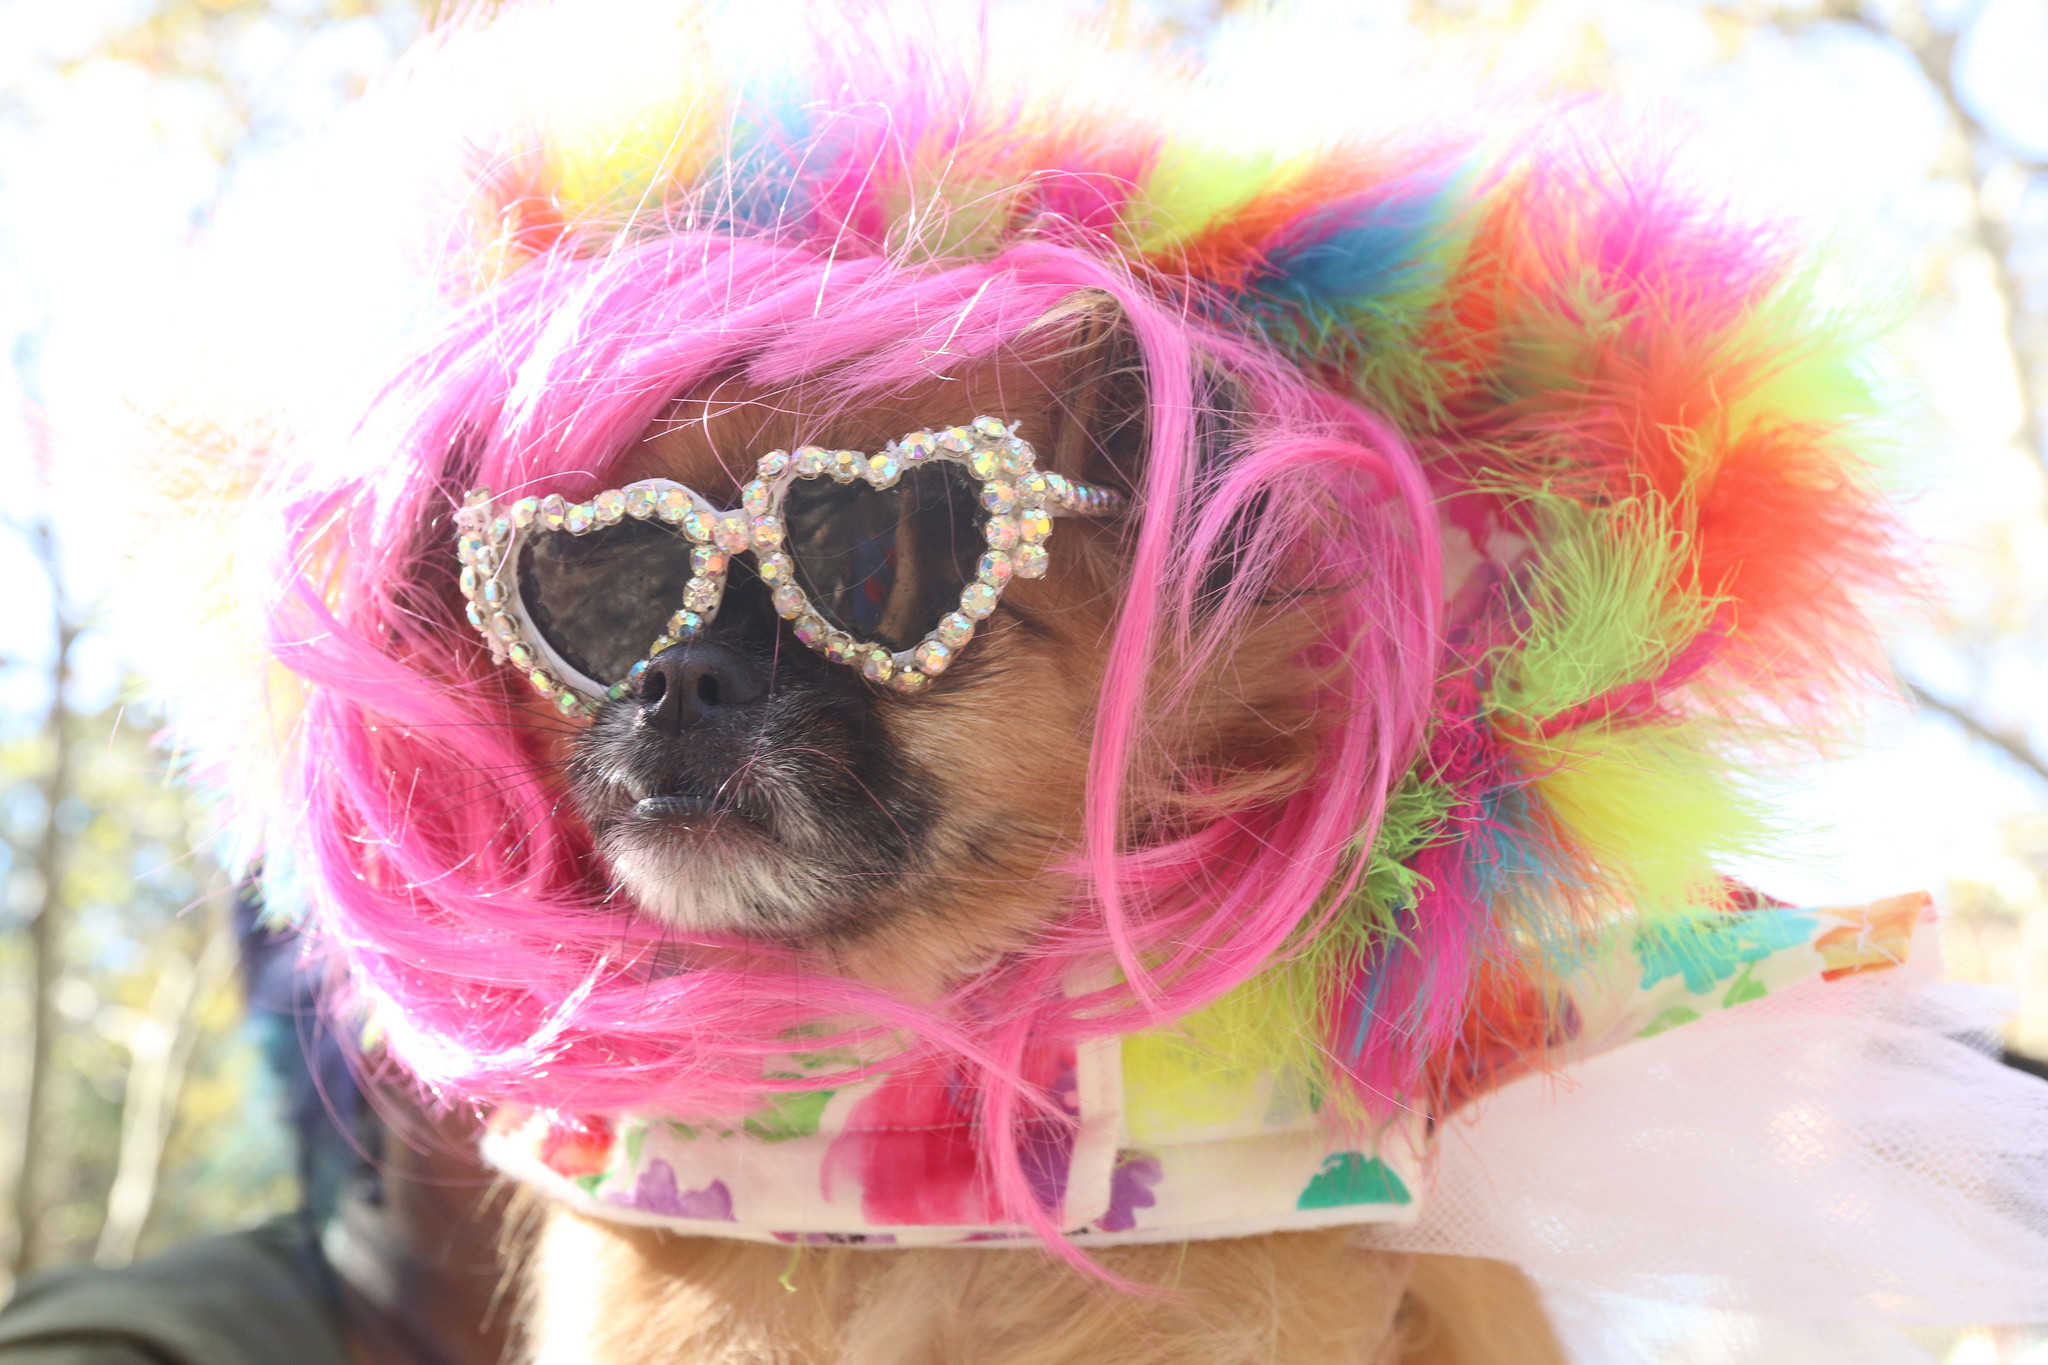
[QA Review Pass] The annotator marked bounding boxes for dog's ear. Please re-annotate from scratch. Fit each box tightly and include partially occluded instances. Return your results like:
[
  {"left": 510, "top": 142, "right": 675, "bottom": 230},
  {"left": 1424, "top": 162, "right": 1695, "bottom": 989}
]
[
  {"left": 1029, "top": 287, "right": 1246, "bottom": 483},
  {"left": 1024, "top": 290, "right": 1254, "bottom": 612},
  {"left": 1027, "top": 290, "right": 1152, "bottom": 496}
]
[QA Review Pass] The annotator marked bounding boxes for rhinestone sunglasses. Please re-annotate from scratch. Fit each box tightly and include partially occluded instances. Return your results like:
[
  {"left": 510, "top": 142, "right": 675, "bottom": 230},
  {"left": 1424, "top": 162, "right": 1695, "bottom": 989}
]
[{"left": 453, "top": 417, "right": 1127, "bottom": 716}]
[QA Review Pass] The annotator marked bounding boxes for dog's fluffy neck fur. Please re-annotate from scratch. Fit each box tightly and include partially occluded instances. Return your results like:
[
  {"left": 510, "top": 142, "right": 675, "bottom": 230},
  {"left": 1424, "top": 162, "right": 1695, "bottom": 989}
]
[{"left": 522, "top": 1212, "right": 1568, "bottom": 1365}]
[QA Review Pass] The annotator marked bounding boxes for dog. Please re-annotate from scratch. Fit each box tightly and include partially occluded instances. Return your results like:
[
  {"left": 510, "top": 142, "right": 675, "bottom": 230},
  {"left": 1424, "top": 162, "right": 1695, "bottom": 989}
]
[
  {"left": 473, "top": 320, "right": 1570, "bottom": 1363},
  {"left": 130, "top": 3, "right": 1917, "bottom": 1361}
]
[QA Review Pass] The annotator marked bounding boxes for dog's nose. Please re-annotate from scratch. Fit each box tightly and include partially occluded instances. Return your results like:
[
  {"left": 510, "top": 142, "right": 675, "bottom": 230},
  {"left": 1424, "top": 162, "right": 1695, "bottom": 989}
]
[{"left": 635, "top": 642, "right": 768, "bottom": 733}]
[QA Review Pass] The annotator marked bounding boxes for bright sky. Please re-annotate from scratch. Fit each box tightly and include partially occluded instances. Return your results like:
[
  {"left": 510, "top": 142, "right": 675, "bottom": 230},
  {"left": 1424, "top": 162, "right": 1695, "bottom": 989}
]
[
  {"left": 2, "top": 0, "right": 2045, "bottom": 918},
  {"left": 0, "top": 0, "right": 417, "bottom": 719}
]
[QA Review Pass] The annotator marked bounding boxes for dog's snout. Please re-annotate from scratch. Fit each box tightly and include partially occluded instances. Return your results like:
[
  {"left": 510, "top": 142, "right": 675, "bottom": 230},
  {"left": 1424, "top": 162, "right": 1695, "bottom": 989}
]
[{"left": 636, "top": 642, "right": 768, "bottom": 733}]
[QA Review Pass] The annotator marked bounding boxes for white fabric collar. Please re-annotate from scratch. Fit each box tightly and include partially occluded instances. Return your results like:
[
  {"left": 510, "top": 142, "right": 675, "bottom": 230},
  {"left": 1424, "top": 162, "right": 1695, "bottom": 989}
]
[{"left": 484, "top": 895, "right": 1931, "bottom": 1248}]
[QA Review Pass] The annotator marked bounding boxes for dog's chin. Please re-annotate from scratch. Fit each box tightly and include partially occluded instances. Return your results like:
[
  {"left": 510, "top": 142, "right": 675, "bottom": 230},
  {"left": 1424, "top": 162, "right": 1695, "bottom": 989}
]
[
  {"left": 601, "top": 818, "right": 835, "bottom": 938},
  {"left": 588, "top": 784, "right": 915, "bottom": 941}
]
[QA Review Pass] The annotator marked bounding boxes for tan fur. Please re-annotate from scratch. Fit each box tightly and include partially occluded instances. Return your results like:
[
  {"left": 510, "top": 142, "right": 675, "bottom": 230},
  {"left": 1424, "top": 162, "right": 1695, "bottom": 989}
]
[
  {"left": 1397, "top": 1257, "right": 1572, "bottom": 1365},
  {"left": 509, "top": 308, "right": 1567, "bottom": 1361},
  {"left": 527, "top": 1212, "right": 1395, "bottom": 1365},
  {"left": 523, "top": 1212, "right": 1565, "bottom": 1365}
]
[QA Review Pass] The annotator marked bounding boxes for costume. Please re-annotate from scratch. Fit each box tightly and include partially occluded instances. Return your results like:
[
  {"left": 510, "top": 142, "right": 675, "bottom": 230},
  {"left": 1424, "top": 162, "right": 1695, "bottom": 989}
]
[{"left": 131, "top": 1, "right": 2048, "bottom": 1353}]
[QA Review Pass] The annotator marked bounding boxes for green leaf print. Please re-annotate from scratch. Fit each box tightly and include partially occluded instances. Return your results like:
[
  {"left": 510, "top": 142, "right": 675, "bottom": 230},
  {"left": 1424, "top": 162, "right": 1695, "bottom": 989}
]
[
  {"left": 1637, "top": 1004, "right": 1701, "bottom": 1038},
  {"left": 743, "top": 1088, "right": 836, "bottom": 1143},
  {"left": 1296, "top": 1152, "right": 1412, "bottom": 1210},
  {"left": 1720, "top": 959, "right": 1768, "bottom": 1008}
]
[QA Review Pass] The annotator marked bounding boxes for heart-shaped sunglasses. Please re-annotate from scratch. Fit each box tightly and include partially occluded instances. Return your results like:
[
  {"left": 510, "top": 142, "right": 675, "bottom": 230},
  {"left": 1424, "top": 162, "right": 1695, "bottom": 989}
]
[{"left": 453, "top": 417, "right": 1127, "bottom": 715}]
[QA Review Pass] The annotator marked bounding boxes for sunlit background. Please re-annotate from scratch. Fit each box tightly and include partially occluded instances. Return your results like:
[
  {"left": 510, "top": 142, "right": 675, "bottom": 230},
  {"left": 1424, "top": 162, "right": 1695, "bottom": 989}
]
[{"left": 1, "top": 0, "right": 2044, "bottom": 1356}]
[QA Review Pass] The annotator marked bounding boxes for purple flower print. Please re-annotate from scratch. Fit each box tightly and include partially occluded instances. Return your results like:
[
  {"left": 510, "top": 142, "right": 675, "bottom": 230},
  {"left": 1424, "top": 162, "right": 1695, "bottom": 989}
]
[
  {"left": 608, "top": 1158, "right": 734, "bottom": 1221},
  {"left": 1097, "top": 1152, "right": 1162, "bottom": 1233}
]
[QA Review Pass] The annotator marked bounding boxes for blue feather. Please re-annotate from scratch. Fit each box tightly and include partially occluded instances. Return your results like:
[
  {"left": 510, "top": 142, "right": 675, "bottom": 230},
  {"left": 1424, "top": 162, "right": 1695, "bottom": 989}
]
[
  {"left": 706, "top": 83, "right": 819, "bottom": 233},
  {"left": 1247, "top": 168, "right": 1457, "bottom": 322}
]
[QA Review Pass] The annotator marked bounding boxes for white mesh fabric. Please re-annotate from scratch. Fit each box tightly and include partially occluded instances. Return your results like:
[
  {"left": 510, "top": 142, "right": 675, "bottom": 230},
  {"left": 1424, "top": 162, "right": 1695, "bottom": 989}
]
[
  {"left": 1531, "top": 1284, "right": 1969, "bottom": 1365},
  {"left": 1359, "top": 949, "right": 2048, "bottom": 1333}
]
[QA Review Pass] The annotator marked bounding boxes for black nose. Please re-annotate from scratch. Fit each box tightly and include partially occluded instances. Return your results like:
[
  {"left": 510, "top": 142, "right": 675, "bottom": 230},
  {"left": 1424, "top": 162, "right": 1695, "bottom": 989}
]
[{"left": 635, "top": 642, "right": 768, "bottom": 733}]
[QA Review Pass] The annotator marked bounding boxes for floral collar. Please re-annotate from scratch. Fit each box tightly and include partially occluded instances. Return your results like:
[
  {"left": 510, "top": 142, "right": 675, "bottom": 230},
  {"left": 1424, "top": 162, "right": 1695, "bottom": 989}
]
[{"left": 484, "top": 895, "right": 1930, "bottom": 1247}]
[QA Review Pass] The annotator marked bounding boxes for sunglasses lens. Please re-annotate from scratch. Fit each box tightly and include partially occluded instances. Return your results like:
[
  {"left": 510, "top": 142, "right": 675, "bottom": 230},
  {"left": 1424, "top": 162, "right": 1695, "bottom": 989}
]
[
  {"left": 782, "top": 465, "right": 985, "bottom": 650},
  {"left": 515, "top": 517, "right": 697, "bottom": 686}
]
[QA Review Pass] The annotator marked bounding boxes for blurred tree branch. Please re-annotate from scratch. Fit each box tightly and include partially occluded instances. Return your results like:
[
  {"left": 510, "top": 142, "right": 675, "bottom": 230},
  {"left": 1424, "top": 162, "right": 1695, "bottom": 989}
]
[
  {"left": 1909, "top": 682, "right": 2048, "bottom": 785},
  {"left": 1743, "top": 0, "right": 2048, "bottom": 786},
  {"left": 8, "top": 513, "right": 76, "bottom": 1280},
  {"left": 94, "top": 925, "right": 236, "bottom": 1268},
  {"left": 1809, "top": 0, "right": 2046, "bottom": 477}
]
